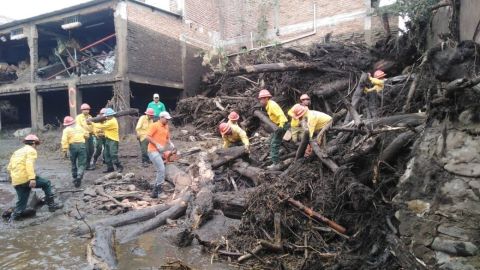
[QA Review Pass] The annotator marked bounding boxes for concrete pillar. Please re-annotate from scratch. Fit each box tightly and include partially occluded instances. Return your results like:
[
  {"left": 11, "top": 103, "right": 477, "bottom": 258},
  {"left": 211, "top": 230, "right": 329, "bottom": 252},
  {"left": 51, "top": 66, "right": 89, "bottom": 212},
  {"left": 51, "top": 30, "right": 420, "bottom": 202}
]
[
  {"left": 114, "top": 80, "right": 132, "bottom": 135},
  {"left": 37, "top": 93, "right": 44, "bottom": 129},
  {"left": 28, "top": 24, "right": 38, "bottom": 83},
  {"left": 114, "top": 1, "right": 128, "bottom": 78},
  {"left": 180, "top": 35, "right": 187, "bottom": 98},
  {"left": 68, "top": 82, "right": 82, "bottom": 117},
  {"left": 364, "top": 0, "right": 373, "bottom": 45},
  {"left": 29, "top": 87, "right": 38, "bottom": 130}
]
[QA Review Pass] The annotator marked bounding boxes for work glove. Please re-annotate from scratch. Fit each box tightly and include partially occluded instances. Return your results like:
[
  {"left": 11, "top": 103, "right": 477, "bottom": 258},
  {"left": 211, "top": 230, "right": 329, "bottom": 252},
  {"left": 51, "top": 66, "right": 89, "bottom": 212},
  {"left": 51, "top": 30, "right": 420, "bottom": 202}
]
[{"left": 245, "top": 145, "right": 250, "bottom": 154}]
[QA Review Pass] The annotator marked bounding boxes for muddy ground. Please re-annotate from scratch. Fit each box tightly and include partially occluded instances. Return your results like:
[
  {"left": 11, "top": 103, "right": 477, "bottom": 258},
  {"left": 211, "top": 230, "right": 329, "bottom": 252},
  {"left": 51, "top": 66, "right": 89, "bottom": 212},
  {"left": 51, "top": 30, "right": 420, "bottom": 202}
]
[{"left": 0, "top": 126, "right": 232, "bottom": 270}]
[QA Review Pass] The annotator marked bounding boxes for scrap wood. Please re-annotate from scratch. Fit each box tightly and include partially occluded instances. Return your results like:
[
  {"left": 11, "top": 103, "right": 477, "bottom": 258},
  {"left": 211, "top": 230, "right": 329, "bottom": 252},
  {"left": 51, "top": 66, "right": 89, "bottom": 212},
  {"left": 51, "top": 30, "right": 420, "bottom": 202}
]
[
  {"left": 95, "top": 186, "right": 130, "bottom": 209},
  {"left": 88, "top": 108, "right": 139, "bottom": 123},
  {"left": 86, "top": 226, "right": 117, "bottom": 270}
]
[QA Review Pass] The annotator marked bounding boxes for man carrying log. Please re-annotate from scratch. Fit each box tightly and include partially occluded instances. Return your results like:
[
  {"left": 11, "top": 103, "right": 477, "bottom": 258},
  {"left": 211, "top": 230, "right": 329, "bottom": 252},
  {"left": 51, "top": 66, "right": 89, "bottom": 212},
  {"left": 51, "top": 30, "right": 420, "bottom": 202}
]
[
  {"left": 90, "top": 108, "right": 123, "bottom": 173},
  {"left": 288, "top": 94, "right": 311, "bottom": 143},
  {"left": 61, "top": 116, "right": 89, "bottom": 188},
  {"left": 258, "top": 89, "right": 289, "bottom": 170},
  {"left": 6, "top": 134, "right": 63, "bottom": 222},
  {"left": 76, "top": 103, "right": 95, "bottom": 170},
  {"left": 219, "top": 122, "right": 250, "bottom": 152},
  {"left": 136, "top": 108, "right": 155, "bottom": 167},
  {"left": 91, "top": 108, "right": 106, "bottom": 169},
  {"left": 291, "top": 104, "right": 332, "bottom": 156},
  {"left": 147, "top": 93, "right": 166, "bottom": 121},
  {"left": 146, "top": 111, "right": 175, "bottom": 199}
]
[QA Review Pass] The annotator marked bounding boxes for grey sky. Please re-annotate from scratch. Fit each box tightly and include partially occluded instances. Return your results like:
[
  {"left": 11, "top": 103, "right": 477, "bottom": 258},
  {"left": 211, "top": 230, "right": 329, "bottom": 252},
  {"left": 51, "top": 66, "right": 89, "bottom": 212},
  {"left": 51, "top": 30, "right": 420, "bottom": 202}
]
[{"left": 0, "top": 0, "right": 90, "bottom": 20}]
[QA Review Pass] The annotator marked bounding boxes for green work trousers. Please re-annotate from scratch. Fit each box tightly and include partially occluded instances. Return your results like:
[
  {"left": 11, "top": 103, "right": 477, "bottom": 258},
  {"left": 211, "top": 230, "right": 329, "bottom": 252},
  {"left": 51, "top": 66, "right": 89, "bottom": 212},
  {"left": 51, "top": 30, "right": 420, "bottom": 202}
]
[
  {"left": 70, "top": 142, "right": 87, "bottom": 180},
  {"left": 139, "top": 139, "right": 149, "bottom": 163},
  {"left": 13, "top": 176, "right": 53, "bottom": 216},
  {"left": 104, "top": 138, "right": 121, "bottom": 169},
  {"left": 93, "top": 136, "right": 105, "bottom": 162},
  {"left": 270, "top": 123, "right": 290, "bottom": 164},
  {"left": 85, "top": 135, "right": 95, "bottom": 165}
]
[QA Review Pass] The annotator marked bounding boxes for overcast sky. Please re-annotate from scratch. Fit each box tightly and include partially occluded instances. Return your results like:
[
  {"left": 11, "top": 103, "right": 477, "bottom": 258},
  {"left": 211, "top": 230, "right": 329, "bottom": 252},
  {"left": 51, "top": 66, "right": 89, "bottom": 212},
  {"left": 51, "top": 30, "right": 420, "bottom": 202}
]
[{"left": 0, "top": 0, "right": 91, "bottom": 20}]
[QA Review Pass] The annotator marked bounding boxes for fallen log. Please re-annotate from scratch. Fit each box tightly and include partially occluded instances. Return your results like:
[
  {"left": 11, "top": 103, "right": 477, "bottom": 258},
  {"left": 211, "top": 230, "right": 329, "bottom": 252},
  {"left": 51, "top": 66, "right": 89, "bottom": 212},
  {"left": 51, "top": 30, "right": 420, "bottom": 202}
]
[
  {"left": 87, "top": 226, "right": 117, "bottom": 270},
  {"left": 72, "top": 203, "right": 172, "bottom": 236},
  {"left": 119, "top": 191, "right": 192, "bottom": 244},
  {"left": 191, "top": 187, "right": 214, "bottom": 229},
  {"left": 226, "top": 62, "right": 316, "bottom": 76},
  {"left": 363, "top": 113, "right": 426, "bottom": 128},
  {"left": 312, "top": 80, "right": 350, "bottom": 98},
  {"left": 231, "top": 161, "right": 265, "bottom": 186},
  {"left": 165, "top": 164, "right": 193, "bottom": 192},
  {"left": 379, "top": 126, "right": 424, "bottom": 163},
  {"left": 445, "top": 76, "right": 480, "bottom": 97},
  {"left": 95, "top": 186, "right": 130, "bottom": 209},
  {"left": 88, "top": 108, "right": 139, "bottom": 123},
  {"left": 295, "top": 131, "right": 309, "bottom": 160},
  {"left": 212, "top": 189, "right": 254, "bottom": 219},
  {"left": 310, "top": 141, "right": 340, "bottom": 173},
  {"left": 280, "top": 194, "right": 347, "bottom": 235},
  {"left": 345, "top": 72, "right": 369, "bottom": 124},
  {"left": 342, "top": 136, "right": 379, "bottom": 164},
  {"left": 253, "top": 110, "right": 278, "bottom": 133},
  {"left": 212, "top": 146, "right": 247, "bottom": 169}
]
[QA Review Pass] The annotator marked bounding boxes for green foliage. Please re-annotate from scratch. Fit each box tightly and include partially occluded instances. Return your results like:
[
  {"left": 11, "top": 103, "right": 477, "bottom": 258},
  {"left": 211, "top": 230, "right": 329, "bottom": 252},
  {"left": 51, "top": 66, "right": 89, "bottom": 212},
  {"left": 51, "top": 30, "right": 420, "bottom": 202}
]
[{"left": 378, "top": 0, "right": 440, "bottom": 24}]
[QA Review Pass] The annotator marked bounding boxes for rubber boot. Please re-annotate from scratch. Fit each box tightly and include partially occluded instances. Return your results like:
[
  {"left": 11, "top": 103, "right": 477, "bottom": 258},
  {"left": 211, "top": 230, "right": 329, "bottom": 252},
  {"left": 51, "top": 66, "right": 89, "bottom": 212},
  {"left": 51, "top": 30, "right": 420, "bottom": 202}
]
[
  {"left": 116, "top": 164, "right": 124, "bottom": 173},
  {"left": 151, "top": 185, "right": 161, "bottom": 198},
  {"left": 46, "top": 196, "right": 64, "bottom": 212},
  {"left": 74, "top": 178, "right": 81, "bottom": 188},
  {"left": 92, "top": 158, "right": 98, "bottom": 169}
]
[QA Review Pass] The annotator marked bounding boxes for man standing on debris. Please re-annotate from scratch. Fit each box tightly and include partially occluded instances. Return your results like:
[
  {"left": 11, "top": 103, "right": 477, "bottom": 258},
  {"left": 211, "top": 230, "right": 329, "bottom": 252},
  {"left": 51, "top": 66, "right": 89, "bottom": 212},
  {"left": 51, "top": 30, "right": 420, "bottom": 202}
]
[
  {"left": 364, "top": 70, "right": 386, "bottom": 118},
  {"left": 136, "top": 108, "right": 155, "bottom": 167},
  {"left": 6, "top": 134, "right": 63, "bottom": 222},
  {"left": 258, "top": 89, "right": 289, "bottom": 170},
  {"left": 291, "top": 104, "right": 332, "bottom": 156},
  {"left": 76, "top": 103, "right": 95, "bottom": 170},
  {"left": 91, "top": 108, "right": 107, "bottom": 169},
  {"left": 147, "top": 93, "right": 166, "bottom": 121},
  {"left": 91, "top": 108, "right": 123, "bottom": 173},
  {"left": 61, "top": 116, "right": 88, "bottom": 188},
  {"left": 288, "top": 94, "right": 311, "bottom": 143},
  {"left": 146, "top": 111, "right": 175, "bottom": 199},
  {"left": 219, "top": 122, "right": 250, "bottom": 152}
]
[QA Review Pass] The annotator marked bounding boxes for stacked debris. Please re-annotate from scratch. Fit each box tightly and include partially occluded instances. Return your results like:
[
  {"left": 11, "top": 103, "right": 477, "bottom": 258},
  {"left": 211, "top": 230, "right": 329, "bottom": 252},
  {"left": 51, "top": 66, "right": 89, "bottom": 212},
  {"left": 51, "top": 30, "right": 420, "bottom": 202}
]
[{"left": 0, "top": 60, "right": 30, "bottom": 84}]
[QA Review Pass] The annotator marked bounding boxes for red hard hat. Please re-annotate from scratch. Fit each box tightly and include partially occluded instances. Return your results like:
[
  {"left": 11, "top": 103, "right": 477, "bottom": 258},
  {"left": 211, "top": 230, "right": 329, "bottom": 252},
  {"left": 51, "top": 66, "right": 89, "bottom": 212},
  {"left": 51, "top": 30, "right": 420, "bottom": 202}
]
[
  {"left": 373, "top": 70, "right": 386, "bottom": 79},
  {"left": 80, "top": 103, "right": 91, "bottom": 110},
  {"left": 145, "top": 108, "right": 155, "bottom": 116},
  {"left": 292, "top": 104, "right": 308, "bottom": 119},
  {"left": 258, "top": 89, "right": 272, "bottom": 99},
  {"left": 63, "top": 116, "right": 75, "bottom": 126},
  {"left": 300, "top": 94, "right": 310, "bottom": 100},
  {"left": 99, "top": 108, "right": 107, "bottom": 114},
  {"left": 228, "top": 111, "right": 240, "bottom": 121},
  {"left": 24, "top": 134, "right": 40, "bottom": 142},
  {"left": 219, "top": 123, "right": 231, "bottom": 135}
]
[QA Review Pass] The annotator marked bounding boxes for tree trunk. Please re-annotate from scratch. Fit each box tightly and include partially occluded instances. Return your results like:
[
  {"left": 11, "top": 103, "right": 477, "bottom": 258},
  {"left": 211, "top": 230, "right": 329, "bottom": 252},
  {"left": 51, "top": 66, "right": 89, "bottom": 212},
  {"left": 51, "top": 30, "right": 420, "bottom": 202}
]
[
  {"left": 119, "top": 191, "right": 192, "bottom": 244},
  {"left": 213, "top": 189, "right": 254, "bottom": 219},
  {"left": 345, "top": 72, "right": 369, "bottom": 124},
  {"left": 72, "top": 203, "right": 172, "bottom": 236},
  {"left": 88, "top": 108, "right": 139, "bottom": 123},
  {"left": 312, "top": 80, "right": 350, "bottom": 98},
  {"left": 211, "top": 146, "right": 247, "bottom": 169},
  {"left": 379, "top": 126, "right": 423, "bottom": 163},
  {"left": 363, "top": 113, "right": 426, "bottom": 128},
  {"left": 165, "top": 164, "right": 193, "bottom": 193},
  {"left": 253, "top": 110, "right": 278, "bottom": 133},
  {"left": 231, "top": 161, "right": 265, "bottom": 186},
  {"left": 87, "top": 226, "right": 117, "bottom": 270},
  {"left": 311, "top": 141, "right": 340, "bottom": 173},
  {"left": 226, "top": 62, "right": 316, "bottom": 76}
]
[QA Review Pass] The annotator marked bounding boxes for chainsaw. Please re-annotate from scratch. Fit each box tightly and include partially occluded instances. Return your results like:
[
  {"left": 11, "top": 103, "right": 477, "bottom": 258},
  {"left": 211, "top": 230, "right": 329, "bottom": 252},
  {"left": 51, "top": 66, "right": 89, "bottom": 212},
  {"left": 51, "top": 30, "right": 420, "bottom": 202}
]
[{"left": 162, "top": 147, "right": 201, "bottom": 163}]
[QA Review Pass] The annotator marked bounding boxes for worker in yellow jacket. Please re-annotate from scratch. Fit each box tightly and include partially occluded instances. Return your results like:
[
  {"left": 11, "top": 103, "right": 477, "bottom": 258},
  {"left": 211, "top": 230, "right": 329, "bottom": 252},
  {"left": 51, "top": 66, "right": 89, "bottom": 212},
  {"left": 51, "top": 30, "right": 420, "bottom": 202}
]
[
  {"left": 90, "top": 108, "right": 123, "bottom": 173},
  {"left": 76, "top": 103, "right": 95, "bottom": 170},
  {"left": 91, "top": 108, "right": 107, "bottom": 169},
  {"left": 227, "top": 111, "right": 240, "bottom": 126},
  {"left": 61, "top": 116, "right": 88, "bottom": 188},
  {"left": 258, "top": 89, "right": 289, "bottom": 170},
  {"left": 218, "top": 122, "right": 250, "bottom": 152},
  {"left": 291, "top": 104, "right": 332, "bottom": 156},
  {"left": 288, "top": 94, "right": 311, "bottom": 143},
  {"left": 136, "top": 108, "right": 155, "bottom": 167},
  {"left": 6, "top": 134, "right": 63, "bottom": 222},
  {"left": 364, "top": 70, "right": 386, "bottom": 93}
]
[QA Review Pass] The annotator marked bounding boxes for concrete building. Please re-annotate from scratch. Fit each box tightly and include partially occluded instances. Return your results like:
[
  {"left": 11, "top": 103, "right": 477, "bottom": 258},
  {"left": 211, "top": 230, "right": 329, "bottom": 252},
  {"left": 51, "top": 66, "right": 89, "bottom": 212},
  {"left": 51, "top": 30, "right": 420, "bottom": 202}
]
[
  {"left": 0, "top": 0, "right": 207, "bottom": 131},
  {"left": 0, "top": 0, "right": 394, "bottom": 131}
]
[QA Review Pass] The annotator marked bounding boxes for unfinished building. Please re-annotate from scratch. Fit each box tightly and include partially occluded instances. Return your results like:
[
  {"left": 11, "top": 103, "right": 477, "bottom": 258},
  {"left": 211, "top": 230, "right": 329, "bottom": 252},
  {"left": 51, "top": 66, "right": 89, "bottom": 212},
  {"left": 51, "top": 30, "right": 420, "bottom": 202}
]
[{"left": 0, "top": 0, "right": 206, "bottom": 130}]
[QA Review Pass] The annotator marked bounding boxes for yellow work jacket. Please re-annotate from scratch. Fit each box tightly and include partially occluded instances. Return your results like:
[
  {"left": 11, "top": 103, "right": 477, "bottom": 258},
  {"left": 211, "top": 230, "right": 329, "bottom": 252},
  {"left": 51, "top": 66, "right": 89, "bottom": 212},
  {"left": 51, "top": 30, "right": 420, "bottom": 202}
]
[
  {"left": 266, "top": 100, "right": 287, "bottom": 128},
  {"left": 364, "top": 77, "right": 385, "bottom": 93},
  {"left": 76, "top": 113, "right": 94, "bottom": 134},
  {"left": 135, "top": 115, "right": 153, "bottom": 141},
  {"left": 61, "top": 125, "right": 88, "bottom": 151},
  {"left": 7, "top": 145, "right": 37, "bottom": 186},
  {"left": 92, "top": 122, "right": 105, "bottom": 137},
  {"left": 222, "top": 124, "right": 250, "bottom": 148},
  {"left": 97, "top": 117, "right": 119, "bottom": 142},
  {"left": 303, "top": 110, "right": 332, "bottom": 139}
]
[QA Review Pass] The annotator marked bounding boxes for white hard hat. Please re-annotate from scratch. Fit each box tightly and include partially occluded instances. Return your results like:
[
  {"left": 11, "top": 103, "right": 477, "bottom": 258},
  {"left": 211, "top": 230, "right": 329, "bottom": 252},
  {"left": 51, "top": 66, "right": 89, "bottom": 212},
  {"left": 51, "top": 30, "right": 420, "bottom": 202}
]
[{"left": 159, "top": 111, "right": 172, "bottom": 119}]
